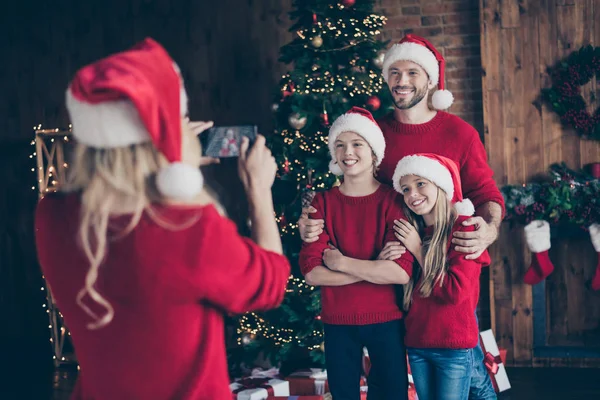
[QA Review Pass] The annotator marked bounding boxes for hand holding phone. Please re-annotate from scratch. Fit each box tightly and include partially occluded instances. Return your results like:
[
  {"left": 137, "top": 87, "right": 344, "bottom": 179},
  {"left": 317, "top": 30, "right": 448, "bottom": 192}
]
[{"left": 202, "top": 125, "right": 258, "bottom": 158}]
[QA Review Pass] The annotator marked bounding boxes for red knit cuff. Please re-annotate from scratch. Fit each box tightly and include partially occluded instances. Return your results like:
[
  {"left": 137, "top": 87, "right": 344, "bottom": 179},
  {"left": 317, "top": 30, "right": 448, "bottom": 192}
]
[
  {"left": 395, "top": 258, "right": 413, "bottom": 278},
  {"left": 300, "top": 257, "right": 323, "bottom": 276}
]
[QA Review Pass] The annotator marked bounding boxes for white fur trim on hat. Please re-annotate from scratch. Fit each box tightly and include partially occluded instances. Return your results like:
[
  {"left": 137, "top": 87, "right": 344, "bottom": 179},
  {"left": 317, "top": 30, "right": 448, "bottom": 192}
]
[
  {"left": 524, "top": 220, "right": 551, "bottom": 253},
  {"left": 328, "top": 113, "right": 385, "bottom": 167},
  {"left": 156, "top": 162, "right": 204, "bottom": 200},
  {"left": 66, "top": 86, "right": 188, "bottom": 149},
  {"left": 392, "top": 155, "right": 454, "bottom": 199},
  {"left": 589, "top": 223, "right": 600, "bottom": 252},
  {"left": 329, "top": 160, "right": 344, "bottom": 176},
  {"left": 454, "top": 199, "right": 475, "bottom": 216},
  {"left": 432, "top": 89, "right": 454, "bottom": 110},
  {"left": 66, "top": 91, "right": 150, "bottom": 148},
  {"left": 382, "top": 42, "right": 439, "bottom": 85}
]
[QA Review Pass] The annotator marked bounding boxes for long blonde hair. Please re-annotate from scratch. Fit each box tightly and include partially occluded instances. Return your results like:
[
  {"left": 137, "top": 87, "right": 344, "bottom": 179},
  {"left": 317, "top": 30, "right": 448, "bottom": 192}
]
[
  {"left": 401, "top": 186, "right": 457, "bottom": 311},
  {"left": 65, "top": 142, "right": 167, "bottom": 329}
]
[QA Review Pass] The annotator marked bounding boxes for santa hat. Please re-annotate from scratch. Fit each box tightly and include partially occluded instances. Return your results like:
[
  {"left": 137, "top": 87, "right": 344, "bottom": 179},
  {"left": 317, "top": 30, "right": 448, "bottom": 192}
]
[
  {"left": 327, "top": 106, "right": 385, "bottom": 175},
  {"left": 382, "top": 34, "right": 454, "bottom": 110},
  {"left": 65, "top": 37, "right": 203, "bottom": 200},
  {"left": 392, "top": 153, "right": 474, "bottom": 216}
]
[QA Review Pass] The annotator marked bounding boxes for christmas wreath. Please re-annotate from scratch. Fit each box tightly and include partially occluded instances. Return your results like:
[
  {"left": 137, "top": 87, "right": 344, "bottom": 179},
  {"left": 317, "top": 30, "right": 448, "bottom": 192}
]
[
  {"left": 542, "top": 45, "right": 600, "bottom": 141},
  {"left": 502, "top": 163, "right": 600, "bottom": 228}
]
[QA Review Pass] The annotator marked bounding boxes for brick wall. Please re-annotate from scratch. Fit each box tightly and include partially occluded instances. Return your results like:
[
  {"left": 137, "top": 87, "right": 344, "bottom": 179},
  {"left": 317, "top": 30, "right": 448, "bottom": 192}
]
[{"left": 375, "top": 0, "right": 484, "bottom": 134}]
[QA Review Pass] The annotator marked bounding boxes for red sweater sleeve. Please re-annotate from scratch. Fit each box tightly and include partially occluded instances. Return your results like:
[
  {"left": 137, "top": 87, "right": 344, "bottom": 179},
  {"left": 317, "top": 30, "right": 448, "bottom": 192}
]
[
  {"left": 460, "top": 133, "right": 505, "bottom": 216},
  {"left": 430, "top": 225, "right": 490, "bottom": 305},
  {"left": 298, "top": 193, "right": 330, "bottom": 276},
  {"left": 383, "top": 208, "right": 414, "bottom": 277},
  {"left": 191, "top": 210, "right": 290, "bottom": 314}
]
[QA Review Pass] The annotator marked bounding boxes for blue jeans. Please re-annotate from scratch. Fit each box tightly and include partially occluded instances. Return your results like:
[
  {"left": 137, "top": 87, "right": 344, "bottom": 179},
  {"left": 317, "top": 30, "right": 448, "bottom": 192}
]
[
  {"left": 324, "top": 320, "right": 408, "bottom": 400},
  {"left": 469, "top": 316, "right": 497, "bottom": 400},
  {"left": 408, "top": 348, "right": 474, "bottom": 400}
]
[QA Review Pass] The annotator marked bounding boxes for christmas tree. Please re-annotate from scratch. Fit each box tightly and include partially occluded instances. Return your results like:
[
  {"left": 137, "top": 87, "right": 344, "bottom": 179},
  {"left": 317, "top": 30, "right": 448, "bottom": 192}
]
[{"left": 230, "top": 0, "right": 393, "bottom": 374}]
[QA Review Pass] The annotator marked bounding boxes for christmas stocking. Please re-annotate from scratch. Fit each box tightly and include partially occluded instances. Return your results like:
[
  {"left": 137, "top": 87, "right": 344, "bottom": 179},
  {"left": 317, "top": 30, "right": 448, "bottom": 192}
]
[
  {"left": 589, "top": 224, "right": 600, "bottom": 291},
  {"left": 523, "top": 220, "right": 554, "bottom": 285}
]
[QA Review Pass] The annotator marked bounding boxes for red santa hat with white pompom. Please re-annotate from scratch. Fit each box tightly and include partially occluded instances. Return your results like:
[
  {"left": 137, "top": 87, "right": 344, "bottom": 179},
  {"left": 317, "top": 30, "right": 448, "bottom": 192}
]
[
  {"left": 392, "top": 153, "right": 474, "bottom": 216},
  {"left": 65, "top": 37, "right": 203, "bottom": 200},
  {"left": 382, "top": 34, "right": 454, "bottom": 110}
]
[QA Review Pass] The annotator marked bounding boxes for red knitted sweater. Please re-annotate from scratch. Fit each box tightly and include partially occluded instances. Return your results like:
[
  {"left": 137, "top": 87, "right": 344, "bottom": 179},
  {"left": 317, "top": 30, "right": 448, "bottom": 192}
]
[
  {"left": 299, "top": 184, "right": 414, "bottom": 325},
  {"left": 35, "top": 193, "right": 290, "bottom": 400},
  {"left": 404, "top": 216, "right": 491, "bottom": 349}
]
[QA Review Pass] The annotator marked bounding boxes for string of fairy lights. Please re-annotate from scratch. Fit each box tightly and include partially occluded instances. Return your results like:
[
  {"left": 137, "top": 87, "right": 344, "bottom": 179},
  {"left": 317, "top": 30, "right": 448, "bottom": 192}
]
[
  {"left": 296, "top": 13, "right": 385, "bottom": 43},
  {"left": 236, "top": 277, "right": 324, "bottom": 351},
  {"left": 289, "top": 10, "right": 387, "bottom": 97},
  {"left": 282, "top": 69, "right": 385, "bottom": 98},
  {"left": 31, "top": 124, "right": 77, "bottom": 366}
]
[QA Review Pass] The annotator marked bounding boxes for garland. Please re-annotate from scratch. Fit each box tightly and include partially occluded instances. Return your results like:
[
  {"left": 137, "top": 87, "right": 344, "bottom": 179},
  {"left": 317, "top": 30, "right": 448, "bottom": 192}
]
[
  {"left": 542, "top": 45, "right": 600, "bottom": 141},
  {"left": 502, "top": 164, "right": 600, "bottom": 228}
]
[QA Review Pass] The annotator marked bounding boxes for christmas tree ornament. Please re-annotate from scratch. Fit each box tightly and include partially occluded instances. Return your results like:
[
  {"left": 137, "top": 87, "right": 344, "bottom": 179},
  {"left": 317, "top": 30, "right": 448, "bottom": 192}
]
[
  {"left": 523, "top": 220, "right": 555, "bottom": 285},
  {"left": 279, "top": 213, "right": 287, "bottom": 228},
  {"left": 320, "top": 111, "right": 329, "bottom": 126},
  {"left": 591, "top": 162, "right": 600, "bottom": 179},
  {"left": 311, "top": 35, "right": 323, "bottom": 48},
  {"left": 271, "top": 103, "right": 280, "bottom": 112},
  {"left": 283, "top": 157, "right": 290, "bottom": 173},
  {"left": 283, "top": 81, "right": 295, "bottom": 98},
  {"left": 320, "top": 342, "right": 325, "bottom": 352},
  {"left": 241, "top": 332, "right": 256, "bottom": 346},
  {"left": 589, "top": 223, "right": 600, "bottom": 290},
  {"left": 312, "top": 13, "right": 318, "bottom": 25},
  {"left": 341, "top": 0, "right": 356, "bottom": 7},
  {"left": 288, "top": 113, "right": 307, "bottom": 130},
  {"left": 366, "top": 95, "right": 381, "bottom": 111},
  {"left": 372, "top": 51, "right": 385, "bottom": 69}
]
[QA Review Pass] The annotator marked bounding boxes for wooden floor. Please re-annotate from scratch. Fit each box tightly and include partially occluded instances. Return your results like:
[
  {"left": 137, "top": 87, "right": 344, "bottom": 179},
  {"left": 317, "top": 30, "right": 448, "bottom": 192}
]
[{"left": 3, "top": 366, "right": 599, "bottom": 399}]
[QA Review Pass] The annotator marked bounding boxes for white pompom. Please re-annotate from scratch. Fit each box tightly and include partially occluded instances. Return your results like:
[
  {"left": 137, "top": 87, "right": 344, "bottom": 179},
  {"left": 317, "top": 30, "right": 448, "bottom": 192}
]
[
  {"left": 432, "top": 89, "right": 454, "bottom": 110},
  {"left": 524, "top": 220, "right": 551, "bottom": 253},
  {"left": 454, "top": 199, "right": 475, "bottom": 216},
  {"left": 156, "top": 162, "right": 204, "bottom": 200},
  {"left": 329, "top": 160, "right": 343, "bottom": 176}
]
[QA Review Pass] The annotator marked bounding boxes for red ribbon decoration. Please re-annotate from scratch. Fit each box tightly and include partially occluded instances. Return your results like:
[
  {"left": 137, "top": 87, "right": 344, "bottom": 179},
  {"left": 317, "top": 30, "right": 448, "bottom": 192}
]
[
  {"left": 483, "top": 352, "right": 502, "bottom": 375},
  {"left": 232, "top": 378, "right": 275, "bottom": 398}
]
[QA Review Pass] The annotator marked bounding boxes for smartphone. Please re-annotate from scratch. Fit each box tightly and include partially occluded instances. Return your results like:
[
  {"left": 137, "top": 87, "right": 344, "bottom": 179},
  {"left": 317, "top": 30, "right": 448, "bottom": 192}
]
[{"left": 202, "top": 125, "right": 258, "bottom": 158}]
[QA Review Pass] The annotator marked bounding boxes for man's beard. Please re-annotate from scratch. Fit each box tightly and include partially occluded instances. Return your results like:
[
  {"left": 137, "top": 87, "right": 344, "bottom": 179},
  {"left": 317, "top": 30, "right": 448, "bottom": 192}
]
[{"left": 391, "top": 83, "right": 429, "bottom": 110}]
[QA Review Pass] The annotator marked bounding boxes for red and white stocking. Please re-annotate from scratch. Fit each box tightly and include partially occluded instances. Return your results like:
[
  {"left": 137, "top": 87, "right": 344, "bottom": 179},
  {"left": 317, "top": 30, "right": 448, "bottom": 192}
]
[
  {"left": 589, "top": 223, "right": 600, "bottom": 291},
  {"left": 523, "top": 220, "right": 554, "bottom": 285}
]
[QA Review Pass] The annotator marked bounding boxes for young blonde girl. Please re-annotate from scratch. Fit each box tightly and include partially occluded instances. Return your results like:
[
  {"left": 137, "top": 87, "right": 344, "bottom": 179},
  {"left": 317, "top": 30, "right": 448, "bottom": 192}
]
[
  {"left": 299, "top": 107, "right": 415, "bottom": 400},
  {"left": 389, "top": 153, "right": 490, "bottom": 400},
  {"left": 34, "top": 38, "right": 290, "bottom": 400}
]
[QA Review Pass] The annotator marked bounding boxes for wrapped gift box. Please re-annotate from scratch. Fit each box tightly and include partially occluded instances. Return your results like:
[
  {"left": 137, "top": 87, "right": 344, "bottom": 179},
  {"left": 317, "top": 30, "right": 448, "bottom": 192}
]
[
  {"left": 285, "top": 369, "right": 366, "bottom": 395},
  {"left": 230, "top": 377, "right": 290, "bottom": 399},
  {"left": 267, "top": 396, "right": 331, "bottom": 400},
  {"left": 479, "top": 329, "right": 511, "bottom": 393}
]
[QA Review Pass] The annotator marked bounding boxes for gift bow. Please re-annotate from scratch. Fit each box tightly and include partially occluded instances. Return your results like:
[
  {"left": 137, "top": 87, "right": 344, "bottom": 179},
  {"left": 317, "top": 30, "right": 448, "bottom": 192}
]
[
  {"left": 250, "top": 367, "right": 280, "bottom": 379},
  {"left": 484, "top": 352, "right": 503, "bottom": 375},
  {"left": 233, "top": 378, "right": 275, "bottom": 396}
]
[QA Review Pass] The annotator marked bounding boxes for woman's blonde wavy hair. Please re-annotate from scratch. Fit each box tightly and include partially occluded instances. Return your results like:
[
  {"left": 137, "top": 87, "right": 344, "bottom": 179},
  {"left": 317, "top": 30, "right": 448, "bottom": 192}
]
[
  {"left": 65, "top": 141, "right": 209, "bottom": 330},
  {"left": 401, "top": 185, "right": 458, "bottom": 312}
]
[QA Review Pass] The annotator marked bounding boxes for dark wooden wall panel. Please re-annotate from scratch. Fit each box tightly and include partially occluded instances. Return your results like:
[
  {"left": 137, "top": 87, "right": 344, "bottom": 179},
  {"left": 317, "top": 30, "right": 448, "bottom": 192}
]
[
  {"left": 0, "top": 0, "right": 293, "bottom": 140},
  {"left": 481, "top": 0, "right": 600, "bottom": 366}
]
